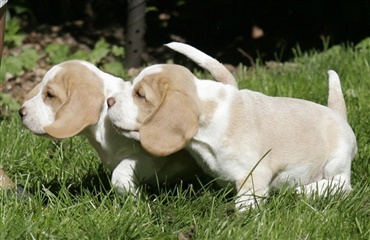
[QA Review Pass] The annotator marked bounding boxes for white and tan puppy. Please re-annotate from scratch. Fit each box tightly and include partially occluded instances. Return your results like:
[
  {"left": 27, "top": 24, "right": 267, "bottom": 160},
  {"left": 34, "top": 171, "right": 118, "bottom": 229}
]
[
  {"left": 19, "top": 45, "right": 237, "bottom": 194},
  {"left": 107, "top": 42, "right": 357, "bottom": 209}
]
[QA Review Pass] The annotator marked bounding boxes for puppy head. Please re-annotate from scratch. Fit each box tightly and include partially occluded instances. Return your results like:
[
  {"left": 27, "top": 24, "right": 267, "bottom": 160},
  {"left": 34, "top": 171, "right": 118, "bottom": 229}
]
[
  {"left": 19, "top": 60, "right": 105, "bottom": 139},
  {"left": 108, "top": 64, "right": 200, "bottom": 156}
]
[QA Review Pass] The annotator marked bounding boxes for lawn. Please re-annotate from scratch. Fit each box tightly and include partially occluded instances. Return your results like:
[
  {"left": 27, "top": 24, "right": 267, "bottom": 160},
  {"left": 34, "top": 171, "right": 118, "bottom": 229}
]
[{"left": 1, "top": 41, "right": 370, "bottom": 239}]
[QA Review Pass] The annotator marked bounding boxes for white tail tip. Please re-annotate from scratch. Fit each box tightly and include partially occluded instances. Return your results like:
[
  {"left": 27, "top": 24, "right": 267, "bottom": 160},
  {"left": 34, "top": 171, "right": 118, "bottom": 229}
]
[{"left": 328, "top": 70, "right": 339, "bottom": 80}]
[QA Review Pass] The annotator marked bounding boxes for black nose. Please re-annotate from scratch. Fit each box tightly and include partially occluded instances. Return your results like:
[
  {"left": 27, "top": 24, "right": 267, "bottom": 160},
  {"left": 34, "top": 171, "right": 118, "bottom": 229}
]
[
  {"left": 107, "top": 97, "right": 116, "bottom": 108},
  {"left": 18, "top": 107, "right": 27, "bottom": 118}
]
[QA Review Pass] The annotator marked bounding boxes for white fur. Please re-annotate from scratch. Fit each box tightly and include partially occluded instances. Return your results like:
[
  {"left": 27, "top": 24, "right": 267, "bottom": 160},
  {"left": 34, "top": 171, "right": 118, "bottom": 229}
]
[
  {"left": 108, "top": 64, "right": 357, "bottom": 210},
  {"left": 20, "top": 65, "right": 62, "bottom": 134},
  {"left": 165, "top": 42, "right": 237, "bottom": 87}
]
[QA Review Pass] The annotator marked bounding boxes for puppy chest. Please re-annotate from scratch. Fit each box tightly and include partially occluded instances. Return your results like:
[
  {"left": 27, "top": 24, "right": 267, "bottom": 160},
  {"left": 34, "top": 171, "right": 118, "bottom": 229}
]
[{"left": 187, "top": 141, "right": 243, "bottom": 181}]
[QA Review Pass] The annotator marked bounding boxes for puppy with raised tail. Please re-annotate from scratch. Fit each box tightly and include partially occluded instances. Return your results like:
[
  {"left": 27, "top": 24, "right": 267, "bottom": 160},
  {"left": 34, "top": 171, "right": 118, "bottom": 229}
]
[
  {"left": 19, "top": 44, "right": 237, "bottom": 194},
  {"left": 107, "top": 42, "right": 357, "bottom": 210}
]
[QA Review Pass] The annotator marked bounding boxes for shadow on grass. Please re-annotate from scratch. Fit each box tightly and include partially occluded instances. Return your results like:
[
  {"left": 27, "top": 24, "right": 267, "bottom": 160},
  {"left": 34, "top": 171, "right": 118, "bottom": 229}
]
[{"left": 23, "top": 164, "right": 235, "bottom": 207}]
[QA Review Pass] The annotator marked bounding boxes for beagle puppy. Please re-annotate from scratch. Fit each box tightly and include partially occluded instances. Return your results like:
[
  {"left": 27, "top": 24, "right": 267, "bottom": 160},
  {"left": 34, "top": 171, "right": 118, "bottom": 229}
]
[
  {"left": 107, "top": 42, "right": 357, "bottom": 209},
  {"left": 19, "top": 44, "right": 237, "bottom": 194}
]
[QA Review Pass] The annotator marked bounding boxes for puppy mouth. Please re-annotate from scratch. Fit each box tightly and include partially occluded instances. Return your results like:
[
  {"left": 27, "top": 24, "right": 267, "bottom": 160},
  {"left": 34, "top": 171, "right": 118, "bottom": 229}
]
[
  {"left": 20, "top": 122, "right": 48, "bottom": 137},
  {"left": 111, "top": 124, "right": 140, "bottom": 141}
]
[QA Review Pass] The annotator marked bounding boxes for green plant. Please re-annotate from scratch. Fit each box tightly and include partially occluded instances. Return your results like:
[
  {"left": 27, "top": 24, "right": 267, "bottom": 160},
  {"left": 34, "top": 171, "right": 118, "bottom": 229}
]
[
  {"left": 89, "top": 39, "right": 111, "bottom": 64},
  {"left": 44, "top": 39, "right": 126, "bottom": 77},
  {"left": 2, "top": 48, "right": 41, "bottom": 76},
  {"left": 0, "top": 92, "right": 20, "bottom": 117},
  {"left": 4, "top": 18, "right": 25, "bottom": 48},
  {"left": 101, "top": 61, "right": 126, "bottom": 77},
  {"left": 1, "top": 18, "right": 41, "bottom": 83},
  {"left": 355, "top": 37, "right": 370, "bottom": 52}
]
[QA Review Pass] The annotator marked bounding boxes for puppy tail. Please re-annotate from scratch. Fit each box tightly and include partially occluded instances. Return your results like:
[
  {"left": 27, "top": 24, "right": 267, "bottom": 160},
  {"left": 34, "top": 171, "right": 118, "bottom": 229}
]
[
  {"left": 165, "top": 42, "right": 238, "bottom": 88},
  {"left": 327, "top": 70, "right": 347, "bottom": 121}
]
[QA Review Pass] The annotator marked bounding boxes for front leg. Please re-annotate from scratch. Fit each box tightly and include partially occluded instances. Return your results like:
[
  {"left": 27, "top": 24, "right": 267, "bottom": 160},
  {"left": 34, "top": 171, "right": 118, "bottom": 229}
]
[
  {"left": 111, "top": 159, "right": 138, "bottom": 195},
  {"left": 235, "top": 173, "right": 270, "bottom": 211}
]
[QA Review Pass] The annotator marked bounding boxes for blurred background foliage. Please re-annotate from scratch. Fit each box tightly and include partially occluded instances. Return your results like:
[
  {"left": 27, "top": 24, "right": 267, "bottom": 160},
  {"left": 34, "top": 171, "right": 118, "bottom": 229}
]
[
  {"left": 6, "top": 0, "right": 370, "bottom": 65},
  {"left": 2, "top": 0, "right": 369, "bottom": 111}
]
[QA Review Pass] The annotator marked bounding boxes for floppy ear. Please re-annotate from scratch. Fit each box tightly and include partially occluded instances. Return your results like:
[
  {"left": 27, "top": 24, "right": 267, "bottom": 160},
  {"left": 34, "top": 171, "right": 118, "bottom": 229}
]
[
  {"left": 140, "top": 86, "right": 199, "bottom": 156},
  {"left": 44, "top": 83, "right": 105, "bottom": 139}
]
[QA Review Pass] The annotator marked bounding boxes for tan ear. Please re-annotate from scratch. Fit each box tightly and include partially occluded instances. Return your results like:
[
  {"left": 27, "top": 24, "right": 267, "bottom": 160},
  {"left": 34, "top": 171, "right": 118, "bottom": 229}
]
[
  {"left": 140, "top": 87, "right": 199, "bottom": 156},
  {"left": 44, "top": 83, "right": 105, "bottom": 139}
]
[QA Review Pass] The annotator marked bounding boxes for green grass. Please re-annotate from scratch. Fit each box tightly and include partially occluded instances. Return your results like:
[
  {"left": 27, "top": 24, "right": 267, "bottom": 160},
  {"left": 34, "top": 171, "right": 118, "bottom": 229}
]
[{"left": 1, "top": 43, "right": 370, "bottom": 239}]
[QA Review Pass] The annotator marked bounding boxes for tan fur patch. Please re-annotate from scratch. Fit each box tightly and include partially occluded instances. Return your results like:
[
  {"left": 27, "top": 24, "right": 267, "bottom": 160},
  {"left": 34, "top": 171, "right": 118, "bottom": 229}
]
[
  {"left": 136, "top": 65, "right": 201, "bottom": 156},
  {"left": 44, "top": 61, "right": 105, "bottom": 138},
  {"left": 201, "top": 100, "right": 218, "bottom": 120}
]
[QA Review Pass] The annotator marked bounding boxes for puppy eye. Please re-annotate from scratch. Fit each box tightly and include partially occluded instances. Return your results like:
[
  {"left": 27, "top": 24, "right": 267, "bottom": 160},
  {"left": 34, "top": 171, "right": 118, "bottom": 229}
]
[
  {"left": 135, "top": 90, "right": 145, "bottom": 99},
  {"left": 46, "top": 90, "right": 55, "bottom": 98}
]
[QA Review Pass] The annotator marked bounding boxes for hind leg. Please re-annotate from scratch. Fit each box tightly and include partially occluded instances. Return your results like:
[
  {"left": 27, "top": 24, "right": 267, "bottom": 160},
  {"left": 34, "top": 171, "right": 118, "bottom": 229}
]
[
  {"left": 296, "top": 174, "right": 352, "bottom": 196},
  {"left": 296, "top": 146, "right": 354, "bottom": 196}
]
